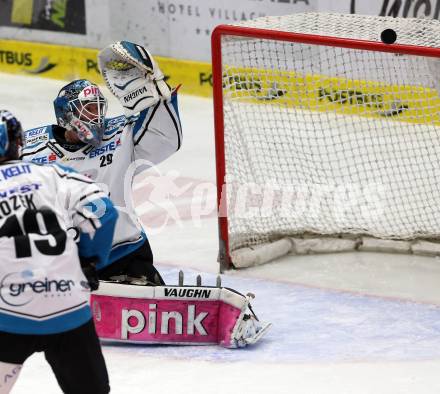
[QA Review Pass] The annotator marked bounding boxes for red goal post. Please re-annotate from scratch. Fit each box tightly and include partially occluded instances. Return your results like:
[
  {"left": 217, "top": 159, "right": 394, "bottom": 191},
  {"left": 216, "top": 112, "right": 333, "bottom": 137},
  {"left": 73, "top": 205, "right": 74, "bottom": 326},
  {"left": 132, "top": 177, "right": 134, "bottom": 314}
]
[{"left": 211, "top": 13, "right": 440, "bottom": 271}]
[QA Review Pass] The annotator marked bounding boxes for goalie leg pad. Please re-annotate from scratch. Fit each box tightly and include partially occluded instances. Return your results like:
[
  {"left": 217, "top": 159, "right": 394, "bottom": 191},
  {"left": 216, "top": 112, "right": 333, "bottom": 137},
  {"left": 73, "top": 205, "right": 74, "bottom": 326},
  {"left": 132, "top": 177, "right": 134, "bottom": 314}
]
[{"left": 91, "top": 283, "right": 270, "bottom": 348}]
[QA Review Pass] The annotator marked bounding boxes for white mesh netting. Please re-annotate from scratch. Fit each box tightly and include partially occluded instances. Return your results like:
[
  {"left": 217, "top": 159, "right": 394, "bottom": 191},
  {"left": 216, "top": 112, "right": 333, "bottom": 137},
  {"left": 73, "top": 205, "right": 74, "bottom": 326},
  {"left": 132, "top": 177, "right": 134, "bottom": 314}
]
[
  {"left": 217, "top": 13, "right": 440, "bottom": 262},
  {"left": 232, "top": 13, "right": 440, "bottom": 47}
]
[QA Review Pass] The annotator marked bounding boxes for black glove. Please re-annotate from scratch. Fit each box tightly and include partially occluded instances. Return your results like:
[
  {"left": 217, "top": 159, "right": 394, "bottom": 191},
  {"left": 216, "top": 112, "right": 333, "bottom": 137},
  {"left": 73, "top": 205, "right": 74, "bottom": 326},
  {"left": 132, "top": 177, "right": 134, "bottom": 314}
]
[{"left": 79, "top": 256, "right": 100, "bottom": 291}]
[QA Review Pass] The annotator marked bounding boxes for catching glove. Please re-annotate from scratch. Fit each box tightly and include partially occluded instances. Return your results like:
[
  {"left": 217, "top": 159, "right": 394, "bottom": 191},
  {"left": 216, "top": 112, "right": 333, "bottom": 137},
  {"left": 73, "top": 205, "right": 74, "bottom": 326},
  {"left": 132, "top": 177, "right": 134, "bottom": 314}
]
[{"left": 98, "top": 41, "right": 171, "bottom": 116}]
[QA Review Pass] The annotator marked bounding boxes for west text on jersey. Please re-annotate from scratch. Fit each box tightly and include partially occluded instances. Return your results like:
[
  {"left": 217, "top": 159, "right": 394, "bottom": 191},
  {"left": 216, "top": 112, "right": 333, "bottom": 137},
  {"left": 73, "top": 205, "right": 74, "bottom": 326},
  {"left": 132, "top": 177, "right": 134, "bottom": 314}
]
[{"left": 0, "top": 183, "right": 42, "bottom": 197}]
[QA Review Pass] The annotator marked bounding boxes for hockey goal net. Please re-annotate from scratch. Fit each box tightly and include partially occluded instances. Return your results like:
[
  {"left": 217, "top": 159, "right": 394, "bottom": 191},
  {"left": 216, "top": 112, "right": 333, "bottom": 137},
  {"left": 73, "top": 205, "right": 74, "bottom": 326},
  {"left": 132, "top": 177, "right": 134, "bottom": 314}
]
[{"left": 212, "top": 13, "right": 440, "bottom": 271}]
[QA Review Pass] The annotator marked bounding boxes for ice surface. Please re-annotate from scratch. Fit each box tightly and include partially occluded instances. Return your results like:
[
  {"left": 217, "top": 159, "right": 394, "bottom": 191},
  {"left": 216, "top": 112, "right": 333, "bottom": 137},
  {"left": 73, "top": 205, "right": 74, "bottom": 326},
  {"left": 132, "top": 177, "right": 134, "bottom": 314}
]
[{"left": 2, "top": 73, "right": 440, "bottom": 393}]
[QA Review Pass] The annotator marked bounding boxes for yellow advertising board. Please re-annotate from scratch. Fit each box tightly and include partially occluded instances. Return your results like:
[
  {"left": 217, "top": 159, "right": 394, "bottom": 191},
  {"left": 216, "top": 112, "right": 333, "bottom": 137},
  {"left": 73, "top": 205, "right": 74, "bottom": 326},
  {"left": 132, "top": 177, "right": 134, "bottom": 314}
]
[
  {"left": 223, "top": 67, "right": 440, "bottom": 126},
  {"left": 0, "top": 39, "right": 214, "bottom": 97}
]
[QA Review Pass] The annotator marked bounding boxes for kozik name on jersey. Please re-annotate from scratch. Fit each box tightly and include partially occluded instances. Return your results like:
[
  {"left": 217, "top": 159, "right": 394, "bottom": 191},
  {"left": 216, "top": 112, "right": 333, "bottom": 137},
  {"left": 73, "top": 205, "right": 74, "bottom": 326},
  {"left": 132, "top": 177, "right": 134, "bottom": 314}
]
[{"left": 0, "top": 194, "right": 36, "bottom": 218}]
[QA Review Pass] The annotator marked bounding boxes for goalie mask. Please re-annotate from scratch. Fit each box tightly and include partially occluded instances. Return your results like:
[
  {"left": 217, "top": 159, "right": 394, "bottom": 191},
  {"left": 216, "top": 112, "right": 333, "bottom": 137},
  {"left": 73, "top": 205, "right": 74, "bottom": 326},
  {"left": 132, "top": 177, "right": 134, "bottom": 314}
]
[
  {"left": 0, "top": 110, "right": 23, "bottom": 160},
  {"left": 54, "top": 79, "right": 108, "bottom": 146}
]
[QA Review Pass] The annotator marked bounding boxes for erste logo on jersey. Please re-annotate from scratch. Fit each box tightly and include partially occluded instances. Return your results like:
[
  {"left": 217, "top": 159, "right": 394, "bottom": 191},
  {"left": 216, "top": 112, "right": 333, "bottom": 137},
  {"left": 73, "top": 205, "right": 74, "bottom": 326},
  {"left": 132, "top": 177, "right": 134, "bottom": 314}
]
[
  {"left": 31, "top": 153, "right": 57, "bottom": 164},
  {"left": 89, "top": 138, "right": 121, "bottom": 158}
]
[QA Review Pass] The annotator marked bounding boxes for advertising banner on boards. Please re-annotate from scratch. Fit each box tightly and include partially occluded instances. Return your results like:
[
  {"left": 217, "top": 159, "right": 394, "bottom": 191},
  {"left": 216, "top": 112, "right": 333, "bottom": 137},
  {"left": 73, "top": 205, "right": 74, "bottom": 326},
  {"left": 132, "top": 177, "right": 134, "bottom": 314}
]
[
  {"left": 107, "top": 0, "right": 440, "bottom": 61},
  {"left": 1, "top": 1, "right": 439, "bottom": 61},
  {"left": 0, "top": 0, "right": 86, "bottom": 34},
  {"left": 108, "top": 0, "right": 316, "bottom": 61},
  {"left": 349, "top": 0, "right": 440, "bottom": 19},
  {"left": 1, "top": 0, "right": 440, "bottom": 98}
]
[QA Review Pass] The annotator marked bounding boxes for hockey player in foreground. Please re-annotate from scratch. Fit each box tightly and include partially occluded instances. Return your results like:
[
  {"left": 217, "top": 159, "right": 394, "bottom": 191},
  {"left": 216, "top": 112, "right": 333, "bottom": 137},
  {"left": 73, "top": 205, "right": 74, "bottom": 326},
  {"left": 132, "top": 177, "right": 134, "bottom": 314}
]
[
  {"left": 0, "top": 110, "right": 117, "bottom": 393},
  {"left": 21, "top": 41, "right": 182, "bottom": 285}
]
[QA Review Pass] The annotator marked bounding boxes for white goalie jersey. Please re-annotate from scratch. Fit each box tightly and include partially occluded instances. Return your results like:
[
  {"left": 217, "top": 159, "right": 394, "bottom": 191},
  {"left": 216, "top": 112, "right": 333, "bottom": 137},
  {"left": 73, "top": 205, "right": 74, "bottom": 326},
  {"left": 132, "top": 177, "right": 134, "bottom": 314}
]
[
  {"left": 20, "top": 93, "right": 182, "bottom": 268},
  {"left": 0, "top": 161, "right": 117, "bottom": 334}
]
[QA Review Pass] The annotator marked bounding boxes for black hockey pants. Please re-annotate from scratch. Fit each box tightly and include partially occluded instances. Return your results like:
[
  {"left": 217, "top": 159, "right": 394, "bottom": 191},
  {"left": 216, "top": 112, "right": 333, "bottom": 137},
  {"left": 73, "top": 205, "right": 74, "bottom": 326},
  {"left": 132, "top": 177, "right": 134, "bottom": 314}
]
[{"left": 0, "top": 319, "right": 110, "bottom": 394}]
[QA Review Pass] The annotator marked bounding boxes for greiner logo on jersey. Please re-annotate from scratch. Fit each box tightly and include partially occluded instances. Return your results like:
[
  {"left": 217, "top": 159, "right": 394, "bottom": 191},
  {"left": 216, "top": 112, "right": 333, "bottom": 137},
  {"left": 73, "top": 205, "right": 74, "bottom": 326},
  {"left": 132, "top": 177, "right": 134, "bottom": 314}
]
[{"left": 0, "top": 270, "right": 75, "bottom": 307}]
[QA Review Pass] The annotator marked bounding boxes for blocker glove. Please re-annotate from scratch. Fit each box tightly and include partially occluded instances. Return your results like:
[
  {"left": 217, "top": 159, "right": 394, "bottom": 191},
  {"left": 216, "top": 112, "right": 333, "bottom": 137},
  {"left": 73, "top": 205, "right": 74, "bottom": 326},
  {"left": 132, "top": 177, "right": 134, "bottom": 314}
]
[{"left": 98, "top": 41, "right": 171, "bottom": 116}]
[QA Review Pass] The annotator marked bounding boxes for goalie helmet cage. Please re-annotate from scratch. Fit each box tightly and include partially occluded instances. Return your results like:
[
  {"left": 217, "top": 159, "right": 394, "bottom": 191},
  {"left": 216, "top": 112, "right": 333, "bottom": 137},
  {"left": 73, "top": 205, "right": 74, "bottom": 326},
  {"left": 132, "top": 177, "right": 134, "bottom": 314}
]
[{"left": 211, "top": 13, "right": 440, "bottom": 272}]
